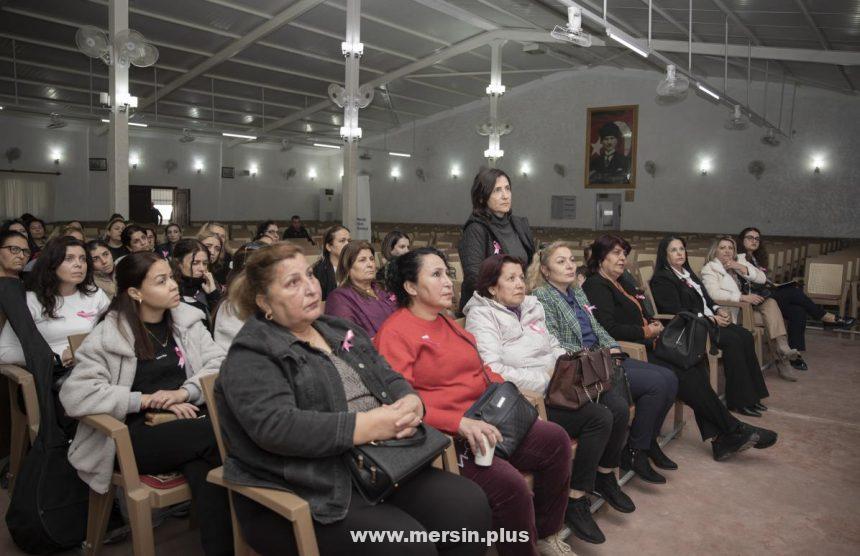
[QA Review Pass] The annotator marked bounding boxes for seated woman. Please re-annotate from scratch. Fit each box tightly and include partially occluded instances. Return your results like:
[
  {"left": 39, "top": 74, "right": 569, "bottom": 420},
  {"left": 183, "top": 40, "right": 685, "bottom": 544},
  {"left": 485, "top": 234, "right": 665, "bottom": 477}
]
[
  {"left": 325, "top": 241, "right": 397, "bottom": 337},
  {"left": 119, "top": 224, "right": 151, "bottom": 259},
  {"left": 216, "top": 243, "right": 491, "bottom": 556},
  {"left": 59, "top": 252, "right": 232, "bottom": 556},
  {"left": 172, "top": 239, "right": 221, "bottom": 328},
  {"left": 86, "top": 240, "right": 117, "bottom": 298},
  {"left": 143, "top": 227, "right": 157, "bottom": 252},
  {"left": 701, "top": 236, "right": 800, "bottom": 382},
  {"left": 28, "top": 218, "right": 47, "bottom": 254},
  {"left": 1, "top": 230, "right": 30, "bottom": 280},
  {"left": 313, "top": 225, "right": 351, "bottom": 300},
  {"left": 198, "top": 222, "right": 233, "bottom": 271},
  {"left": 0, "top": 237, "right": 110, "bottom": 366},
  {"left": 157, "top": 223, "right": 182, "bottom": 259},
  {"left": 465, "top": 254, "right": 630, "bottom": 545},
  {"left": 198, "top": 231, "right": 228, "bottom": 286},
  {"left": 532, "top": 244, "right": 677, "bottom": 485},
  {"left": 649, "top": 236, "right": 771, "bottom": 416},
  {"left": 104, "top": 217, "right": 127, "bottom": 261},
  {"left": 737, "top": 227, "right": 855, "bottom": 370},
  {"left": 377, "top": 230, "right": 411, "bottom": 282},
  {"left": 375, "top": 247, "right": 572, "bottom": 556}
]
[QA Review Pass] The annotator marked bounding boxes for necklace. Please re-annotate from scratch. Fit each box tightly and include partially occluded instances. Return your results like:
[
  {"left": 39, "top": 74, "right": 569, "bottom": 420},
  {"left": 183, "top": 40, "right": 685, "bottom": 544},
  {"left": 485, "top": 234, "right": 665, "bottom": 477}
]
[{"left": 145, "top": 325, "right": 170, "bottom": 348}]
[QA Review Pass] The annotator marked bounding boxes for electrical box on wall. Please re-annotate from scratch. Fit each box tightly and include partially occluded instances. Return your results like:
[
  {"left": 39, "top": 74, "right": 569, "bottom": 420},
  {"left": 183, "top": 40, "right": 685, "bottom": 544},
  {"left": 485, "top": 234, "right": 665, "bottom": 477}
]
[
  {"left": 551, "top": 195, "right": 577, "bottom": 220},
  {"left": 318, "top": 188, "right": 340, "bottom": 222}
]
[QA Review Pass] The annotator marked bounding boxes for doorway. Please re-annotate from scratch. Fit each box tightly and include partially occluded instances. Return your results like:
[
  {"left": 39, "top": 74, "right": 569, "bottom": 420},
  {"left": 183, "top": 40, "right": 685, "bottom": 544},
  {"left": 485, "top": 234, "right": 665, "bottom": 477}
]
[
  {"left": 594, "top": 193, "right": 622, "bottom": 231},
  {"left": 129, "top": 186, "right": 190, "bottom": 226}
]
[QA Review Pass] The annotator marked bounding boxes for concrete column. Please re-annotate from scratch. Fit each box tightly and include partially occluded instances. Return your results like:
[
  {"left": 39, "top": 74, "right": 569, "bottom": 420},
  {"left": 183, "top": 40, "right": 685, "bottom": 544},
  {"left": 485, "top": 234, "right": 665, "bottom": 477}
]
[
  {"left": 108, "top": 0, "right": 130, "bottom": 218},
  {"left": 340, "top": 0, "right": 361, "bottom": 232}
]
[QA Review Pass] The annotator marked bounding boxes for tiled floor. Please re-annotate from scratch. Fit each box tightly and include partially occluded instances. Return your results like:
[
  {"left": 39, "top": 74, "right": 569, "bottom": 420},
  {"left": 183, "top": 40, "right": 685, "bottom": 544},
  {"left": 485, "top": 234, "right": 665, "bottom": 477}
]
[{"left": 2, "top": 330, "right": 859, "bottom": 555}]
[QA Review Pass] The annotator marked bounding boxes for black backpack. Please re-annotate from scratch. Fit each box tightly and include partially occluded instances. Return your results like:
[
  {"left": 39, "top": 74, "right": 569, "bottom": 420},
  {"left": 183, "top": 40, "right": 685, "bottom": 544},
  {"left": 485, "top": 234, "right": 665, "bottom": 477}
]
[
  {"left": 653, "top": 310, "right": 719, "bottom": 370},
  {"left": 1, "top": 278, "right": 89, "bottom": 554}
]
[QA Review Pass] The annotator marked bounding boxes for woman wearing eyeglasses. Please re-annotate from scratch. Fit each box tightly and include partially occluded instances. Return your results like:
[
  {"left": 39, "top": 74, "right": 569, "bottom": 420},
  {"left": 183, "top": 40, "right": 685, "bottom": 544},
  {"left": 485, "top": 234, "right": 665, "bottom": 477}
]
[
  {"left": 0, "top": 230, "right": 30, "bottom": 279},
  {"left": 737, "top": 227, "right": 855, "bottom": 370}
]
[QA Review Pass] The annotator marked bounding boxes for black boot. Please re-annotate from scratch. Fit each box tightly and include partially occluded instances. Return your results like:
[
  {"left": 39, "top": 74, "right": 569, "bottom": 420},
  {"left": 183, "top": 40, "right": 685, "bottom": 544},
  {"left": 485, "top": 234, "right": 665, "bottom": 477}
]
[
  {"left": 593, "top": 471, "right": 636, "bottom": 512},
  {"left": 565, "top": 496, "right": 605, "bottom": 544},
  {"left": 712, "top": 428, "right": 759, "bottom": 461},
  {"left": 648, "top": 439, "right": 678, "bottom": 471},
  {"left": 630, "top": 448, "right": 666, "bottom": 484}
]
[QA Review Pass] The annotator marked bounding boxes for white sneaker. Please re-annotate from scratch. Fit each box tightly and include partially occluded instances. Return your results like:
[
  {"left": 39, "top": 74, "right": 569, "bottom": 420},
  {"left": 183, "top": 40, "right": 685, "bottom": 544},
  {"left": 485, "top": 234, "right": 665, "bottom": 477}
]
[{"left": 537, "top": 532, "right": 574, "bottom": 555}]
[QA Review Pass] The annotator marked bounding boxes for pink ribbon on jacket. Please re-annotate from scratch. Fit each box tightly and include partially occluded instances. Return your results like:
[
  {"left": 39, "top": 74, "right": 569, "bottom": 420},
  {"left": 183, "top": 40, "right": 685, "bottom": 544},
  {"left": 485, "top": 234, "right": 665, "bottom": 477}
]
[
  {"left": 492, "top": 241, "right": 501, "bottom": 255},
  {"left": 528, "top": 321, "right": 546, "bottom": 334},
  {"left": 174, "top": 346, "right": 186, "bottom": 368},
  {"left": 583, "top": 304, "right": 597, "bottom": 315},
  {"left": 342, "top": 329, "right": 355, "bottom": 352}
]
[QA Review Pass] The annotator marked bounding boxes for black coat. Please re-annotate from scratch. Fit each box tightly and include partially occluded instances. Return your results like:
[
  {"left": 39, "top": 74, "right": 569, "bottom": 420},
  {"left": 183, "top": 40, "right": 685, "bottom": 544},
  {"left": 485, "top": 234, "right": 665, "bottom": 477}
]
[
  {"left": 649, "top": 266, "right": 719, "bottom": 316},
  {"left": 457, "top": 213, "right": 534, "bottom": 312},
  {"left": 216, "top": 314, "right": 415, "bottom": 523},
  {"left": 581, "top": 273, "right": 647, "bottom": 344},
  {"left": 313, "top": 257, "right": 338, "bottom": 300}
]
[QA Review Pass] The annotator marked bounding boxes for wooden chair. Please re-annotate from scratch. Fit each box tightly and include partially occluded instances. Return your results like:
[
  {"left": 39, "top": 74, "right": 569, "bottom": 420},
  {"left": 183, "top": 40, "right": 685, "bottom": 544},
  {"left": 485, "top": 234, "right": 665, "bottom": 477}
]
[
  {"left": 68, "top": 333, "right": 88, "bottom": 360},
  {"left": 804, "top": 260, "right": 850, "bottom": 317},
  {"left": 199, "top": 373, "right": 320, "bottom": 556},
  {"left": 0, "top": 364, "right": 39, "bottom": 493}
]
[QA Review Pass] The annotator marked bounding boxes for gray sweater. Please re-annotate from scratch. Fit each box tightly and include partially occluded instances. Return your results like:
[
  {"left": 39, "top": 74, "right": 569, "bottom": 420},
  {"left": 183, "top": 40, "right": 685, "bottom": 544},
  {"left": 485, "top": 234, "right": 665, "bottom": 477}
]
[{"left": 59, "top": 303, "right": 225, "bottom": 493}]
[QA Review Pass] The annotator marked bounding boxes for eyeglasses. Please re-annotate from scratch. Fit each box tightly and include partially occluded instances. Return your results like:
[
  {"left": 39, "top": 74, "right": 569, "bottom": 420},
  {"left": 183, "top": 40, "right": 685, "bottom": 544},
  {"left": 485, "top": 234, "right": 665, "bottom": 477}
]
[
  {"left": 1, "top": 245, "right": 31, "bottom": 257},
  {"left": 743, "top": 235, "right": 761, "bottom": 241}
]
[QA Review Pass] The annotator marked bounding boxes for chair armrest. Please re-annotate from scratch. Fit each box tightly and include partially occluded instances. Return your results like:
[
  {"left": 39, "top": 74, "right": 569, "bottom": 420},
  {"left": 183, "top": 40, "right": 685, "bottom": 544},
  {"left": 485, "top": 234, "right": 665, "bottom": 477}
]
[
  {"left": 80, "top": 413, "right": 128, "bottom": 439},
  {"left": 80, "top": 413, "right": 142, "bottom": 488},
  {"left": 718, "top": 300, "right": 755, "bottom": 330},
  {"left": 617, "top": 341, "right": 648, "bottom": 362},
  {"left": 0, "top": 364, "right": 32, "bottom": 383},
  {"left": 207, "top": 467, "right": 311, "bottom": 520},
  {"left": 1, "top": 364, "right": 40, "bottom": 442},
  {"left": 521, "top": 389, "right": 548, "bottom": 421},
  {"left": 653, "top": 313, "right": 675, "bottom": 321}
]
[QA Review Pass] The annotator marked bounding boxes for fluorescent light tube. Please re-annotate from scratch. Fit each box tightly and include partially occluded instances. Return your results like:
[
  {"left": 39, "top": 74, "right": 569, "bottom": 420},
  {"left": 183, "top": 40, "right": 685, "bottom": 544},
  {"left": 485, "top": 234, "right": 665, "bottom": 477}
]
[
  {"left": 128, "top": 122, "right": 148, "bottom": 128},
  {"left": 100, "top": 118, "right": 110, "bottom": 123},
  {"left": 607, "top": 29, "right": 649, "bottom": 58},
  {"left": 696, "top": 83, "right": 720, "bottom": 100},
  {"left": 389, "top": 151, "right": 411, "bottom": 158},
  {"left": 222, "top": 132, "right": 257, "bottom": 140},
  {"left": 313, "top": 143, "right": 341, "bottom": 149}
]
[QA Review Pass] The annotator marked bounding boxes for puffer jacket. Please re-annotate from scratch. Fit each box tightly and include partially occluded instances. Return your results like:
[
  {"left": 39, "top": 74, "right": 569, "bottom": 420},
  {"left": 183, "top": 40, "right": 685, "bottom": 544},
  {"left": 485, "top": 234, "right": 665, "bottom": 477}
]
[
  {"left": 60, "top": 303, "right": 224, "bottom": 493},
  {"left": 215, "top": 313, "right": 415, "bottom": 524},
  {"left": 457, "top": 213, "right": 535, "bottom": 312},
  {"left": 463, "top": 293, "right": 566, "bottom": 394}
]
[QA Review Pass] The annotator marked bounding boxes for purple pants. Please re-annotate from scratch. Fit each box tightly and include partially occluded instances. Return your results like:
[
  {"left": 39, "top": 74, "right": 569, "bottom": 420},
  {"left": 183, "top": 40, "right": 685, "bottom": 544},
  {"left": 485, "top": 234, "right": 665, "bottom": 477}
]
[{"left": 456, "top": 419, "right": 572, "bottom": 556}]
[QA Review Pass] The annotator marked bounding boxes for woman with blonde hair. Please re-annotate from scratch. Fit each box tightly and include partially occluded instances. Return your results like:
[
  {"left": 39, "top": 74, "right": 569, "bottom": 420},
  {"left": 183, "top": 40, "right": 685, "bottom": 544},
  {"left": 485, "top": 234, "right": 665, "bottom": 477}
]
[
  {"left": 197, "top": 230, "right": 228, "bottom": 285},
  {"left": 198, "top": 222, "right": 234, "bottom": 273},
  {"left": 701, "top": 236, "right": 800, "bottom": 382}
]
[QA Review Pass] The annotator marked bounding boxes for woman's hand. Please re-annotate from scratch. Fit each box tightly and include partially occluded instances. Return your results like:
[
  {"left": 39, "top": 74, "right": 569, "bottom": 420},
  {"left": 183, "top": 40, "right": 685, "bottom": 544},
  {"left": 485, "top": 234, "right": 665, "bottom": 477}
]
[
  {"left": 458, "top": 417, "right": 503, "bottom": 456},
  {"left": 644, "top": 321, "right": 664, "bottom": 338},
  {"left": 167, "top": 403, "right": 199, "bottom": 419},
  {"left": 201, "top": 271, "right": 218, "bottom": 294},
  {"left": 714, "top": 312, "right": 732, "bottom": 327},
  {"left": 725, "top": 260, "right": 748, "bottom": 275},
  {"left": 147, "top": 389, "right": 190, "bottom": 410},
  {"left": 740, "top": 294, "right": 764, "bottom": 305},
  {"left": 354, "top": 403, "right": 420, "bottom": 444},
  {"left": 61, "top": 348, "right": 74, "bottom": 367}
]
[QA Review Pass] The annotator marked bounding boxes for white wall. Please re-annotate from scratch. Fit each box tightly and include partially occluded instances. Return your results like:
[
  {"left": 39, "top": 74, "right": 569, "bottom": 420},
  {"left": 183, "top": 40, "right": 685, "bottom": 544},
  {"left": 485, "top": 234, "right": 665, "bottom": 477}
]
[
  {"left": 0, "top": 112, "right": 341, "bottom": 223},
  {"left": 360, "top": 66, "right": 860, "bottom": 238}
]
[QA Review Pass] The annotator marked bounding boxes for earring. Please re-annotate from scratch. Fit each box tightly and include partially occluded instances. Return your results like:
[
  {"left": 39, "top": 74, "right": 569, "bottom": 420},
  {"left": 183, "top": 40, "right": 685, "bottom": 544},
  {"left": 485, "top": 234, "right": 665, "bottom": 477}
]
[{"left": 265, "top": 311, "right": 274, "bottom": 321}]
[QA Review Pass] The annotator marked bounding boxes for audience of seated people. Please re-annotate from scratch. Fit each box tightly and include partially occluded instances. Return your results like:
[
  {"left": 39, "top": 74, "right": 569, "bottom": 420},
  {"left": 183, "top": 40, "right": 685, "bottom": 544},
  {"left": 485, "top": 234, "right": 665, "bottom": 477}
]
[
  {"left": 157, "top": 223, "right": 182, "bottom": 259},
  {"left": 375, "top": 247, "right": 574, "bottom": 556},
  {"left": 2, "top": 198, "right": 851, "bottom": 556},
  {"left": 313, "top": 224, "right": 351, "bottom": 300},
  {"left": 171, "top": 239, "right": 221, "bottom": 328},
  {"left": 377, "top": 230, "right": 411, "bottom": 281},
  {"left": 459, "top": 168, "right": 535, "bottom": 313},
  {"left": 649, "top": 235, "right": 770, "bottom": 416},
  {"left": 58, "top": 252, "right": 233, "bottom": 556},
  {"left": 701, "top": 236, "right": 801, "bottom": 382},
  {"left": 324, "top": 240, "right": 398, "bottom": 337},
  {"left": 736, "top": 227, "right": 855, "bottom": 370},
  {"left": 216, "top": 242, "right": 493, "bottom": 556},
  {"left": 281, "top": 214, "right": 315, "bottom": 244}
]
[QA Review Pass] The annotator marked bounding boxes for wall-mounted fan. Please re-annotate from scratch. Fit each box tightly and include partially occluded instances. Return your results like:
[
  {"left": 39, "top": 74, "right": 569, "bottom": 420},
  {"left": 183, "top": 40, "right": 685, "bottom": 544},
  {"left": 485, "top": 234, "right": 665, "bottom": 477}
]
[
  {"left": 280, "top": 138, "right": 293, "bottom": 152},
  {"left": 179, "top": 129, "right": 196, "bottom": 143},
  {"left": 476, "top": 120, "right": 513, "bottom": 137},
  {"left": 725, "top": 105, "right": 749, "bottom": 131},
  {"left": 551, "top": 6, "right": 592, "bottom": 47},
  {"left": 164, "top": 159, "right": 178, "bottom": 173},
  {"left": 47, "top": 113, "right": 67, "bottom": 129},
  {"left": 75, "top": 25, "right": 159, "bottom": 68},
  {"left": 656, "top": 64, "right": 689, "bottom": 104},
  {"left": 5, "top": 147, "right": 22, "bottom": 164}
]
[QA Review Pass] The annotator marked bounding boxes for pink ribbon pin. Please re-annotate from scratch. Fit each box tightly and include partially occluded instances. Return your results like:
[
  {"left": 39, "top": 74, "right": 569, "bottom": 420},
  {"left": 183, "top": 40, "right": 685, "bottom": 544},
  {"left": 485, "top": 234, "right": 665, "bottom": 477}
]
[
  {"left": 635, "top": 294, "right": 646, "bottom": 300},
  {"left": 389, "top": 293, "right": 397, "bottom": 303},
  {"left": 528, "top": 321, "right": 546, "bottom": 334},
  {"left": 492, "top": 241, "right": 501, "bottom": 255},
  {"left": 76, "top": 310, "right": 98, "bottom": 321},
  {"left": 174, "top": 346, "right": 186, "bottom": 368},
  {"left": 342, "top": 329, "right": 355, "bottom": 352},
  {"left": 583, "top": 304, "right": 596, "bottom": 315}
]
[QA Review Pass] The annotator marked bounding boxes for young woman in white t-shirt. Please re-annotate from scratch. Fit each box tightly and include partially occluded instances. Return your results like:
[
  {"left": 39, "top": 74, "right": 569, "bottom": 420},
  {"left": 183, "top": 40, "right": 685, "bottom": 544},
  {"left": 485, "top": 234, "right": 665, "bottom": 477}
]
[{"left": 0, "top": 236, "right": 109, "bottom": 365}]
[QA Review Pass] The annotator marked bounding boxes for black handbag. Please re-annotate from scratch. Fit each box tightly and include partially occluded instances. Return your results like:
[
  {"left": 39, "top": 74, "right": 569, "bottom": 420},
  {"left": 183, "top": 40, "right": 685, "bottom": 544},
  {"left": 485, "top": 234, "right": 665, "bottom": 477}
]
[
  {"left": 653, "top": 311, "right": 719, "bottom": 370},
  {"left": 465, "top": 381, "right": 538, "bottom": 460},
  {"left": 345, "top": 424, "right": 450, "bottom": 504},
  {"left": 610, "top": 352, "right": 633, "bottom": 406}
]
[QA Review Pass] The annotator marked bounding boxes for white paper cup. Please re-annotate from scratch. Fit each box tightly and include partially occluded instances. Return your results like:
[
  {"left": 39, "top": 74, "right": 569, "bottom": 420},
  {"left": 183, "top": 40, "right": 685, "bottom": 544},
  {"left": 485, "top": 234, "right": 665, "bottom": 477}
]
[{"left": 474, "top": 434, "right": 495, "bottom": 467}]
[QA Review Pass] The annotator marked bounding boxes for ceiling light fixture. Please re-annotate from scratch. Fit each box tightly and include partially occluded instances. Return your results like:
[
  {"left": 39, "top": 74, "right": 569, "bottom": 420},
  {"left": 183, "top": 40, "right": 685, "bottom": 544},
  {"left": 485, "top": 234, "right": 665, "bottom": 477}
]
[
  {"left": 128, "top": 122, "right": 148, "bottom": 128},
  {"left": 696, "top": 83, "right": 720, "bottom": 100},
  {"left": 313, "top": 143, "right": 341, "bottom": 149},
  {"left": 607, "top": 28, "right": 649, "bottom": 58},
  {"left": 222, "top": 132, "right": 257, "bottom": 140},
  {"left": 389, "top": 151, "right": 411, "bottom": 158}
]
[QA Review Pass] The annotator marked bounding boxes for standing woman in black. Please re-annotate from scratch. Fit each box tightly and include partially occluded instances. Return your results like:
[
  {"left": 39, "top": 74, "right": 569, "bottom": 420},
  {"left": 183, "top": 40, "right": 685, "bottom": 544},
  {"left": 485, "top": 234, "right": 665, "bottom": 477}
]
[
  {"left": 649, "top": 236, "right": 770, "bottom": 417},
  {"left": 457, "top": 168, "right": 535, "bottom": 313},
  {"left": 312, "top": 225, "right": 351, "bottom": 300}
]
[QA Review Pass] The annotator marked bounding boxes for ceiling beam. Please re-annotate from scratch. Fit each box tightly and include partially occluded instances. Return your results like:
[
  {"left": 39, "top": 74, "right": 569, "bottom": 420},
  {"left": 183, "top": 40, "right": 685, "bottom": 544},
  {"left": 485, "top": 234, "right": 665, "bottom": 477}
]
[
  {"left": 136, "top": 0, "right": 326, "bottom": 111},
  {"left": 792, "top": 0, "right": 856, "bottom": 92}
]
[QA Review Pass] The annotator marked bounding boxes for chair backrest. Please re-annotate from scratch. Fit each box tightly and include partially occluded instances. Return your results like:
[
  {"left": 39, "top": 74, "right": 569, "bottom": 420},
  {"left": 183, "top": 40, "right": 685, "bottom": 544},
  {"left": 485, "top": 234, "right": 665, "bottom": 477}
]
[
  {"left": 637, "top": 261, "right": 655, "bottom": 285},
  {"left": 68, "top": 333, "right": 88, "bottom": 360},
  {"left": 200, "top": 373, "right": 228, "bottom": 461},
  {"left": 687, "top": 255, "right": 706, "bottom": 275},
  {"left": 805, "top": 262, "right": 845, "bottom": 297}
]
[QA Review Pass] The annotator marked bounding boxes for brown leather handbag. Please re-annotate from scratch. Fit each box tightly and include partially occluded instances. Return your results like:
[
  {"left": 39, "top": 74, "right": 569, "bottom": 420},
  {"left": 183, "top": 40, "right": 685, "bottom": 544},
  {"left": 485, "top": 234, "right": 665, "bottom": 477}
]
[{"left": 546, "top": 347, "right": 614, "bottom": 410}]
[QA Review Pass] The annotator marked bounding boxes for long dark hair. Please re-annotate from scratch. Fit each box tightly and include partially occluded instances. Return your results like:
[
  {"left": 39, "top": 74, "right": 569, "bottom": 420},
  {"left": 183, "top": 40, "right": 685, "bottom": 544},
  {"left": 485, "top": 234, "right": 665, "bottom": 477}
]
[
  {"left": 381, "top": 230, "right": 410, "bottom": 261},
  {"left": 103, "top": 252, "right": 175, "bottom": 360},
  {"left": 164, "top": 223, "right": 181, "bottom": 244},
  {"left": 654, "top": 235, "right": 694, "bottom": 275},
  {"left": 320, "top": 225, "right": 349, "bottom": 263},
  {"left": 470, "top": 168, "right": 512, "bottom": 219},
  {"left": 172, "top": 238, "right": 207, "bottom": 276},
  {"left": 386, "top": 246, "right": 449, "bottom": 308},
  {"left": 28, "top": 236, "right": 97, "bottom": 318},
  {"left": 737, "top": 227, "right": 767, "bottom": 267}
]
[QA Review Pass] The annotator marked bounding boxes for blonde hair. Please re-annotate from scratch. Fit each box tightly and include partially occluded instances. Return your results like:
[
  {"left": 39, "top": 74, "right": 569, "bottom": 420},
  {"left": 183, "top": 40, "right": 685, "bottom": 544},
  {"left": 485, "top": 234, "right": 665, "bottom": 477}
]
[
  {"left": 525, "top": 240, "right": 578, "bottom": 292},
  {"left": 197, "top": 230, "right": 224, "bottom": 264},
  {"left": 198, "top": 222, "right": 233, "bottom": 254},
  {"left": 706, "top": 235, "right": 737, "bottom": 262},
  {"left": 228, "top": 243, "right": 304, "bottom": 320}
]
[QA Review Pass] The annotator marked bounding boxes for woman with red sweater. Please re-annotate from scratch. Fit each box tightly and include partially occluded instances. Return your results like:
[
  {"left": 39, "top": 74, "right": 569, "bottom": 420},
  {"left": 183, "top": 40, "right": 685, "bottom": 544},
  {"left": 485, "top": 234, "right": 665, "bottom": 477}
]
[{"left": 374, "top": 247, "right": 573, "bottom": 556}]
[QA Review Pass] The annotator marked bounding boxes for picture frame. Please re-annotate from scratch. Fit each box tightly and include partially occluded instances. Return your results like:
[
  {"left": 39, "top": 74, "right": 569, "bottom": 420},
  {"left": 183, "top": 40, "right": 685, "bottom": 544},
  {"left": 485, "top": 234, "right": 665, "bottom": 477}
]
[
  {"left": 584, "top": 104, "right": 638, "bottom": 189},
  {"left": 88, "top": 157, "right": 108, "bottom": 172}
]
